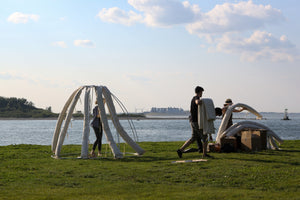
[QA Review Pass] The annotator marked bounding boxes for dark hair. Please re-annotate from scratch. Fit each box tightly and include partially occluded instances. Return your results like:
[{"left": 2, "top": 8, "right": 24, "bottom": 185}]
[
  {"left": 195, "top": 86, "right": 204, "bottom": 93},
  {"left": 215, "top": 107, "right": 222, "bottom": 116}
]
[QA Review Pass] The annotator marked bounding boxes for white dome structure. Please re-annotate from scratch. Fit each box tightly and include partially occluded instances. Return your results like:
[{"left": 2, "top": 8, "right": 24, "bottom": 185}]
[{"left": 51, "top": 85, "right": 145, "bottom": 159}]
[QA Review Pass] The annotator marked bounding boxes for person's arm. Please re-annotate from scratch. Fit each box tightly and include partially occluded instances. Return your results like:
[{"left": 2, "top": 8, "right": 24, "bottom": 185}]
[
  {"left": 222, "top": 107, "right": 227, "bottom": 116},
  {"left": 233, "top": 107, "right": 244, "bottom": 113},
  {"left": 195, "top": 97, "right": 202, "bottom": 105}
]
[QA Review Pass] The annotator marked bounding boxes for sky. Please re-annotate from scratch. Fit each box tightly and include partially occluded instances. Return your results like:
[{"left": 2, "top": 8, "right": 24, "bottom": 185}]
[{"left": 0, "top": 0, "right": 299, "bottom": 113}]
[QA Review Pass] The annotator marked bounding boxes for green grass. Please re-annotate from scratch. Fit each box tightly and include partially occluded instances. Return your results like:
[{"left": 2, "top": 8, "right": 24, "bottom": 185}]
[{"left": 0, "top": 141, "right": 299, "bottom": 200}]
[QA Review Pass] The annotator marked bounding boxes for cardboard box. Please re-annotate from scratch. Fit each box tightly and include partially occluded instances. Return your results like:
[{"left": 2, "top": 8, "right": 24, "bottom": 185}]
[
  {"left": 208, "top": 143, "right": 221, "bottom": 153},
  {"left": 208, "top": 143, "right": 215, "bottom": 152},
  {"left": 241, "top": 129, "right": 267, "bottom": 151},
  {"left": 221, "top": 136, "right": 237, "bottom": 152},
  {"left": 251, "top": 129, "right": 267, "bottom": 150}
]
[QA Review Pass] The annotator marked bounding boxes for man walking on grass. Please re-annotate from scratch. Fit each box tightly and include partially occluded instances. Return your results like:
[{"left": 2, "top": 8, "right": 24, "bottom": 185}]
[{"left": 177, "top": 86, "right": 211, "bottom": 158}]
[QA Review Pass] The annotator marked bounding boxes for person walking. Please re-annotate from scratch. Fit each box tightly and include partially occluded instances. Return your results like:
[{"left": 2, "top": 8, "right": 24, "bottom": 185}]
[
  {"left": 90, "top": 100, "right": 103, "bottom": 157},
  {"left": 177, "top": 86, "right": 211, "bottom": 158}
]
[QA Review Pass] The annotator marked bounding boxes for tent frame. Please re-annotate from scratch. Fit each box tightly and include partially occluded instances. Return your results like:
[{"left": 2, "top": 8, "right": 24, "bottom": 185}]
[{"left": 51, "top": 85, "right": 145, "bottom": 159}]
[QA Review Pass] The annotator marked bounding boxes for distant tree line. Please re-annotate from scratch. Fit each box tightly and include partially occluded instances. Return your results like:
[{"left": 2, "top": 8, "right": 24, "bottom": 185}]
[
  {"left": 0, "top": 96, "right": 58, "bottom": 118},
  {"left": 0, "top": 96, "right": 146, "bottom": 119}
]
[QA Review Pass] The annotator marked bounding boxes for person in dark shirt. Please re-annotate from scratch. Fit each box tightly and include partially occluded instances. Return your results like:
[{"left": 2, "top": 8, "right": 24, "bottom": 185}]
[
  {"left": 177, "top": 86, "right": 212, "bottom": 158},
  {"left": 90, "top": 100, "right": 103, "bottom": 157},
  {"left": 177, "top": 107, "right": 222, "bottom": 155}
]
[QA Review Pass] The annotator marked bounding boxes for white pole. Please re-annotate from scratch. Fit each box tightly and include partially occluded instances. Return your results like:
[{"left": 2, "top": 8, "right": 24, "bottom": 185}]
[
  {"left": 55, "top": 87, "right": 84, "bottom": 158},
  {"left": 102, "top": 86, "right": 145, "bottom": 155},
  {"left": 81, "top": 87, "right": 91, "bottom": 159},
  {"left": 52, "top": 87, "right": 83, "bottom": 152},
  {"left": 95, "top": 86, "right": 123, "bottom": 159}
]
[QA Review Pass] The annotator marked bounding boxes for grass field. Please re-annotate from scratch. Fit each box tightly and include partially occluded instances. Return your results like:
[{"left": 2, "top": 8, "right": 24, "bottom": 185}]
[{"left": 0, "top": 140, "right": 299, "bottom": 200}]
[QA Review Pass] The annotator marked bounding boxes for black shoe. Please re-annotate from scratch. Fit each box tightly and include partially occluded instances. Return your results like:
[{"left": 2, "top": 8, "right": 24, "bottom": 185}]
[{"left": 177, "top": 149, "right": 182, "bottom": 158}]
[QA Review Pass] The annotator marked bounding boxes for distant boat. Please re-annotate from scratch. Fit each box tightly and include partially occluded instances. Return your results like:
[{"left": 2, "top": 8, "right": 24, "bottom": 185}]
[{"left": 282, "top": 109, "right": 290, "bottom": 120}]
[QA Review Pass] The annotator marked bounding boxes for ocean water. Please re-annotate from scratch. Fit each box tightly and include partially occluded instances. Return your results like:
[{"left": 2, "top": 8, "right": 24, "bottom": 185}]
[{"left": 0, "top": 112, "right": 299, "bottom": 146}]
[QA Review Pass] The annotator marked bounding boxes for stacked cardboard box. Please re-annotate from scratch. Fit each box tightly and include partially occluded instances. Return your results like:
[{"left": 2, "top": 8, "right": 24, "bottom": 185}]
[
  {"left": 252, "top": 129, "right": 267, "bottom": 150},
  {"left": 208, "top": 143, "right": 221, "bottom": 153},
  {"left": 241, "top": 129, "right": 267, "bottom": 151},
  {"left": 220, "top": 136, "right": 237, "bottom": 152}
]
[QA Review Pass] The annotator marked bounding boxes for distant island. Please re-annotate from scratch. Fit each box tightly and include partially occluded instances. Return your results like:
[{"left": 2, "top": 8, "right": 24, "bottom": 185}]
[
  {"left": 0, "top": 97, "right": 192, "bottom": 119},
  {"left": 0, "top": 96, "right": 59, "bottom": 118},
  {"left": 0, "top": 96, "right": 144, "bottom": 119}
]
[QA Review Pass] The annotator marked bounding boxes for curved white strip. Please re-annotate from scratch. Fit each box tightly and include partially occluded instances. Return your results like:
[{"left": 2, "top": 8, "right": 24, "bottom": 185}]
[
  {"left": 55, "top": 87, "right": 84, "bottom": 157},
  {"left": 228, "top": 121, "right": 283, "bottom": 144},
  {"left": 102, "top": 86, "right": 145, "bottom": 155},
  {"left": 81, "top": 87, "right": 91, "bottom": 159},
  {"left": 216, "top": 120, "right": 283, "bottom": 149},
  {"left": 95, "top": 86, "right": 123, "bottom": 159},
  {"left": 51, "top": 87, "right": 83, "bottom": 152},
  {"left": 269, "top": 136, "right": 279, "bottom": 149},
  {"left": 216, "top": 103, "right": 262, "bottom": 143}
]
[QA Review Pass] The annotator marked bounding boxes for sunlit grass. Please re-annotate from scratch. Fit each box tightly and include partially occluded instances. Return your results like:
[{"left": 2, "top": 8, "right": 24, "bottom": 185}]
[{"left": 0, "top": 140, "right": 299, "bottom": 200}]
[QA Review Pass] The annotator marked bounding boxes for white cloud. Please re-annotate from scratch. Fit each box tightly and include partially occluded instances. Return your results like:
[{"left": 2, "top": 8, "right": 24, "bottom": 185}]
[
  {"left": 0, "top": 72, "right": 23, "bottom": 80},
  {"left": 215, "top": 31, "right": 296, "bottom": 62},
  {"left": 7, "top": 12, "right": 39, "bottom": 24},
  {"left": 97, "top": 7, "right": 143, "bottom": 26},
  {"left": 125, "top": 73, "right": 152, "bottom": 84},
  {"left": 52, "top": 41, "right": 67, "bottom": 48},
  {"left": 128, "top": 0, "right": 201, "bottom": 27},
  {"left": 186, "top": 1, "right": 284, "bottom": 37},
  {"left": 74, "top": 40, "right": 95, "bottom": 48},
  {"left": 0, "top": 72, "right": 68, "bottom": 88},
  {"left": 99, "top": 0, "right": 282, "bottom": 30},
  {"left": 60, "top": 17, "right": 67, "bottom": 21},
  {"left": 0, "top": 72, "right": 38, "bottom": 85},
  {"left": 98, "top": 0, "right": 296, "bottom": 62}
]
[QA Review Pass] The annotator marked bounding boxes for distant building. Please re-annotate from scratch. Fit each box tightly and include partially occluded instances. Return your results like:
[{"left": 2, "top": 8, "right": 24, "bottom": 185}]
[{"left": 150, "top": 107, "right": 187, "bottom": 114}]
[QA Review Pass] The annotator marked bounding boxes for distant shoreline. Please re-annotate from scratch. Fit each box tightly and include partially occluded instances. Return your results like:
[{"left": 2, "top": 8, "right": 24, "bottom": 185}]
[
  {"left": 0, "top": 117, "right": 189, "bottom": 120},
  {"left": 0, "top": 117, "right": 261, "bottom": 121},
  {"left": 0, "top": 117, "right": 59, "bottom": 120},
  {"left": 1, "top": 112, "right": 297, "bottom": 121}
]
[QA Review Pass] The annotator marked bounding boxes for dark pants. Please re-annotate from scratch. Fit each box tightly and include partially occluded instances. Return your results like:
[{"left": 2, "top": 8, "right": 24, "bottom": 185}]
[
  {"left": 191, "top": 122, "right": 206, "bottom": 150},
  {"left": 179, "top": 122, "right": 204, "bottom": 152},
  {"left": 92, "top": 126, "right": 103, "bottom": 152}
]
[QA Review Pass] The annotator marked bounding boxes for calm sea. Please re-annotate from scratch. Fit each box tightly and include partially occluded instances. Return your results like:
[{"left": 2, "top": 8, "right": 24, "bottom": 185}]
[{"left": 0, "top": 112, "right": 299, "bottom": 146}]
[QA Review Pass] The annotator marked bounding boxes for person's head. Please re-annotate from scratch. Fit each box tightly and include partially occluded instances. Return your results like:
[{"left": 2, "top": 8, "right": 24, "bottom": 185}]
[
  {"left": 224, "top": 98, "right": 233, "bottom": 106},
  {"left": 195, "top": 86, "right": 204, "bottom": 97},
  {"left": 215, "top": 107, "right": 222, "bottom": 116}
]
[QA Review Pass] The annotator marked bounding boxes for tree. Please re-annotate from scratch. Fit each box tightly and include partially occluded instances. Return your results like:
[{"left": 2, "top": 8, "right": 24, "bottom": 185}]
[{"left": 46, "top": 106, "right": 52, "bottom": 112}]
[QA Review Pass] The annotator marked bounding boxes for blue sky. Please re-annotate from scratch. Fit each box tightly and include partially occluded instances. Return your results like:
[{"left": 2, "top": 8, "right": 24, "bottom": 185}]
[{"left": 0, "top": 0, "right": 299, "bottom": 113}]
